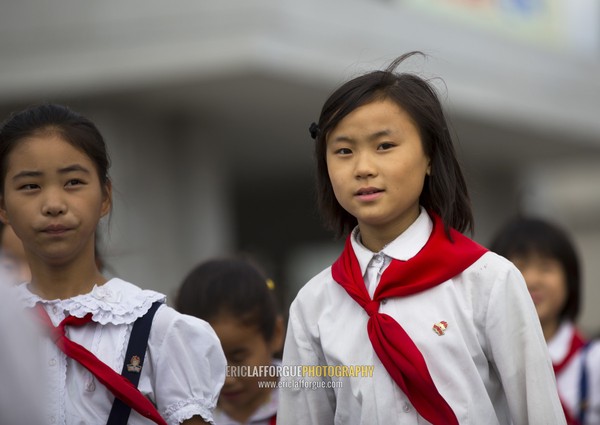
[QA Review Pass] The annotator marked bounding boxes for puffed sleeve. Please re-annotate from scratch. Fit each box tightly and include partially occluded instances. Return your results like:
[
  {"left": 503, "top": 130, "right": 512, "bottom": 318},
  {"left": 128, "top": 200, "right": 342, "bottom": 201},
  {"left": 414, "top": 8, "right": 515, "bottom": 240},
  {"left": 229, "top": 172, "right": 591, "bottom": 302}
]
[
  {"left": 146, "top": 305, "right": 226, "bottom": 425},
  {"left": 484, "top": 257, "right": 566, "bottom": 425},
  {"left": 278, "top": 295, "right": 336, "bottom": 425}
]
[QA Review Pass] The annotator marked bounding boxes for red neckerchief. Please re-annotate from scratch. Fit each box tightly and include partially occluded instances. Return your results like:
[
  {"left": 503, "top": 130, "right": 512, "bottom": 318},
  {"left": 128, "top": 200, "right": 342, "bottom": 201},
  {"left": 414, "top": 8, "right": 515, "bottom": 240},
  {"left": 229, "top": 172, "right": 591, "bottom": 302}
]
[
  {"left": 35, "top": 305, "right": 168, "bottom": 425},
  {"left": 331, "top": 212, "right": 487, "bottom": 425},
  {"left": 553, "top": 328, "right": 587, "bottom": 425}
]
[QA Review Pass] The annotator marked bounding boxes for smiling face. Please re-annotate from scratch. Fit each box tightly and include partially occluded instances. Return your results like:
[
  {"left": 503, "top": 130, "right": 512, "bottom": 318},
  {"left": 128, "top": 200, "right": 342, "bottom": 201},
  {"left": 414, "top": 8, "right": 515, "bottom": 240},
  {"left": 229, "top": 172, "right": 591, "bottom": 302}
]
[
  {"left": 510, "top": 253, "right": 568, "bottom": 331},
  {"left": 326, "top": 99, "right": 430, "bottom": 250},
  {"left": 0, "top": 134, "right": 111, "bottom": 268}
]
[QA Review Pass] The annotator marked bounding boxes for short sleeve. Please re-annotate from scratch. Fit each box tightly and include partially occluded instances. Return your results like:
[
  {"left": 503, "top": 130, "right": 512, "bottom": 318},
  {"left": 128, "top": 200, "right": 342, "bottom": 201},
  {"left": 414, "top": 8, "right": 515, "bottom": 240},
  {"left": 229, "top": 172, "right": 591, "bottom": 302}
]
[
  {"left": 145, "top": 305, "right": 226, "bottom": 425},
  {"left": 484, "top": 256, "right": 566, "bottom": 424}
]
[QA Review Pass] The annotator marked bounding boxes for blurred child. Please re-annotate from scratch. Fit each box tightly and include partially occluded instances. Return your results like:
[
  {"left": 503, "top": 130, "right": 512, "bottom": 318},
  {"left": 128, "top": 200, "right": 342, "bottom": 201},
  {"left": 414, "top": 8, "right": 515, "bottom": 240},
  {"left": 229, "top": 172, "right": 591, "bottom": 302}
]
[
  {"left": 0, "top": 103, "right": 226, "bottom": 424},
  {"left": 491, "top": 216, "right": 600, "bottom": 425},
  {"left": 279, "top": 52, "right": 566, "bottom": 424},
  {"left": 176, "top": 257, "right": 284, "bottom": 425}
]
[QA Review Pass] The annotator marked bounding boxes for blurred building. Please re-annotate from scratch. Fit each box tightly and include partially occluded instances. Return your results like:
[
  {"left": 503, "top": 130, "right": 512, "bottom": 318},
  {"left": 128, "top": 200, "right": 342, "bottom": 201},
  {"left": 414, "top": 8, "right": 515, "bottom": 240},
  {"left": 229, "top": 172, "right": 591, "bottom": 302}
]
[{"left": 1, "top": 0, "right": 599, "bottom": 333}]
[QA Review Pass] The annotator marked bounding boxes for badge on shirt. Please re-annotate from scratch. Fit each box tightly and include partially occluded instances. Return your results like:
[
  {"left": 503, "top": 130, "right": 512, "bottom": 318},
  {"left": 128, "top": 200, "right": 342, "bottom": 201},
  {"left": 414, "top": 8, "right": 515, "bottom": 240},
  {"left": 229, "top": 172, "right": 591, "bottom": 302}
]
[
  {"left": 126, "top": 355, "right": 142, "bottom": 373},
  {"left": 432, "top": 321, "right": 448, "bottom": 336}
]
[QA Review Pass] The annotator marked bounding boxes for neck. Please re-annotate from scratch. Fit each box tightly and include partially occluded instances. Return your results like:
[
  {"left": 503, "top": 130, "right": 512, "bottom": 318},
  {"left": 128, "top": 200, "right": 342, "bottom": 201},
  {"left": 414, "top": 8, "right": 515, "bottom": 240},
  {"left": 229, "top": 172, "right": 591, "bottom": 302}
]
[
  {"left": 219, "top": 384, "right": 275, "bottom": 423},
  {"left": 359, "top": 209, "right": 421, "bottom": 252},
  {"left": 27, "top": 258, "right": 106, "bottom": 300},
  {"left": 541, "top": 319, "right": 561, "bottom": 342}
]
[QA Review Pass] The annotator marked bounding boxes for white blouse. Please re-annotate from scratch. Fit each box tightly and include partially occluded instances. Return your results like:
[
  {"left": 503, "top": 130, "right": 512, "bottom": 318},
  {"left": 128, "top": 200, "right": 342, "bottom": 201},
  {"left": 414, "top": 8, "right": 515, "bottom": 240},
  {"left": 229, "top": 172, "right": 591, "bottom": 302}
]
[
  {"left": 18, "top": 278, "right": 226, "bottom": 425},
  {"left": 279, "top": 209, "right": 566, "bottom": 425},
  {"left": 548, "top": 322, "right": 600, "bottom": 425}
]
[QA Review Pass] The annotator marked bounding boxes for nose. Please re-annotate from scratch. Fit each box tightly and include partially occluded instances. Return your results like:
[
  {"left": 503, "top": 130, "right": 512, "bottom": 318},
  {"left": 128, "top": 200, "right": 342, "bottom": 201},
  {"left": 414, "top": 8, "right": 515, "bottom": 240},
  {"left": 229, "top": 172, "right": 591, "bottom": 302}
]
[
  {"left": 519, "top": 266, "right": 540, "bottom": 289},
  {"left": 41, "top": 189, "right": 67, "bottom": 217},
  {"left": 354, "top": 152, "right": 377, "bottom": 179}
]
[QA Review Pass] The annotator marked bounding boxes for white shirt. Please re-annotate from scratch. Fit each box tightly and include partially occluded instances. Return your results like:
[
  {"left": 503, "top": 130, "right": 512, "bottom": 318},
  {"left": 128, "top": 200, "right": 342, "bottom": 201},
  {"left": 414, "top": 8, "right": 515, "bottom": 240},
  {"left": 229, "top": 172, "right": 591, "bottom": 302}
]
[
  {"left": 548, "top": 322, "right": 600, "bottom": 425},
  {"left": 279, "top": 209, "right": 566, "bottom": 425},
  {"left": 18, "top": 278, "right": 227, "bottom": 425}
]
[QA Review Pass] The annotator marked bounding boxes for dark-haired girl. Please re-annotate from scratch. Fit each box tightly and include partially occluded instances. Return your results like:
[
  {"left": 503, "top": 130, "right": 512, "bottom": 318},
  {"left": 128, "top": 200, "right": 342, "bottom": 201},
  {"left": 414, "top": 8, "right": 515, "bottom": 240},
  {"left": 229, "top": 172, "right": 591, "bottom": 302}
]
[
  {"left": 491, "top": 217, "right": 600, "bottom": 425},
  {"left": 176, "top": 257, "right": 284, "bottom": 425},
  {"left": 278, "top": 52, "right": 565, "bottom": 425},
  {"left": 0, "top": 104, "right": 226, "bottom": 425}
]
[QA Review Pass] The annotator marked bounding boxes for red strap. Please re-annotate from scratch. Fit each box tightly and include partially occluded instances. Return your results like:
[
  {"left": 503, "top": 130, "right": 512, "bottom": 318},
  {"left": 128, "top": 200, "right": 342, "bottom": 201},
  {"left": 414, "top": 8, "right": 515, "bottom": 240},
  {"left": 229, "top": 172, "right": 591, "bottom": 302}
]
[
  {"left": 269, "top": 414, "right": 277, "bottom": 425},
  {"left": 553, "top": 329, "right": 586, "bottom": 375},
  {"left": 35, "top": 305, "right": 168, "bottom": 425},
  {"left": 554, "top": 329, "right": 587, "bottom": 425},
  {"left": 331, "top": 212, "right": 487, "bottom": 425}
]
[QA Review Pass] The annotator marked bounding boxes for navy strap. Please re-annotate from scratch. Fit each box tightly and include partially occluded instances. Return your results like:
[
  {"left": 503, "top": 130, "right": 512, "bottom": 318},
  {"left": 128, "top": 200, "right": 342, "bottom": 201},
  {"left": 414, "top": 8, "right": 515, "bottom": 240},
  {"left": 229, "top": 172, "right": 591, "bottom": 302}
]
[
  {"left": 578, "top": 341, "right": 592, "bottom": 425},
  {"left": 106, "top": 301, "right": 163, "bottom": 425}
]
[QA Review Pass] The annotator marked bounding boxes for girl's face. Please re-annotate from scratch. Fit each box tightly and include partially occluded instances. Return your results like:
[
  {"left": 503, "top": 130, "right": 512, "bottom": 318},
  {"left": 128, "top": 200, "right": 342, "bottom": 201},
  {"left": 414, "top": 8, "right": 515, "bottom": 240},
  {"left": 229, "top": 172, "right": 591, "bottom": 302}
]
[
  {"left": 211, "top": 313, "right": 283, "bottom": 422},
  {"left": 0, "top": 134, "right": 111, "bottom": 267},
  {"left": 326, "top": 99, "right": 430, "bottom": 248},
  {"left": 511, "top": 252, "right": 568, "bottom": 327}
]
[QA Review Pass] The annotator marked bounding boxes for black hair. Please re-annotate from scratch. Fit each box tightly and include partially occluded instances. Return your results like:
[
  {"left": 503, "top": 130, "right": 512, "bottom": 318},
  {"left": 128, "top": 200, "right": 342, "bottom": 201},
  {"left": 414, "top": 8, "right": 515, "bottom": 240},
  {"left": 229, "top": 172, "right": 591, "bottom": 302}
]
[
  {"left": 0, "top": 103, "right": 111, "bottom": 195},
  {"left": 489, "top": 216, "right": 581, "bottom": 322},
  {"left": 175, "top": 257, "right": 279, "bottom": 342},
  {"left": 312, "top": 51, "right": 473, "bottom": 238}
]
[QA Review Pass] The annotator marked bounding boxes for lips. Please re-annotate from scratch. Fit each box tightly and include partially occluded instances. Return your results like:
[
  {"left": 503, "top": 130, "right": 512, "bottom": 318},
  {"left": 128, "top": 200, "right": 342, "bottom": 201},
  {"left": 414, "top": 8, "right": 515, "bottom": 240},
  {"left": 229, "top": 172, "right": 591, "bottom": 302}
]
[
  {"left": 355, "top": 187, "right": 383, "bottom": 196},
  {"left": 42, "top": 224, "right": 71, "bottom": 234}
]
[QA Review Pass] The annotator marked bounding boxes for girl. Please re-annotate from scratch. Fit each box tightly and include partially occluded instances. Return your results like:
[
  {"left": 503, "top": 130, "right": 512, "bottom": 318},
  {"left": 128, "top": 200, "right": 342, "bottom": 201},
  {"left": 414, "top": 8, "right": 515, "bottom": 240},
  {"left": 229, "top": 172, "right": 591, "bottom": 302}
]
[
  {"left": 0, "top": 104, "right": 226, "bottom": 425},
  {"left": 278, "top": 52, "right": 566, "bottom": 425},
  {"left": 176, "top": 257, "right": 284, "bottom": 425},
  {"left": 490, "top": 217, "right": 600, "bottom": 425}
]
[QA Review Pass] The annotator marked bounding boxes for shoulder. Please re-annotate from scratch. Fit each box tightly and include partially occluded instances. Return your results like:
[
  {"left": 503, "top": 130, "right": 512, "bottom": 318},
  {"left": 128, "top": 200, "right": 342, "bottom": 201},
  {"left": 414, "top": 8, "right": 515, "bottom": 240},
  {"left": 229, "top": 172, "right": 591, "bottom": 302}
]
[
  {"left": 150, "top": 303, "right": 221, "bottom": 348},
  {"left": 290, "top": 266, "right": 337, "bottom": 313},
  {"left": 461, "top": 250, "right": 525, "bottom": 286}
]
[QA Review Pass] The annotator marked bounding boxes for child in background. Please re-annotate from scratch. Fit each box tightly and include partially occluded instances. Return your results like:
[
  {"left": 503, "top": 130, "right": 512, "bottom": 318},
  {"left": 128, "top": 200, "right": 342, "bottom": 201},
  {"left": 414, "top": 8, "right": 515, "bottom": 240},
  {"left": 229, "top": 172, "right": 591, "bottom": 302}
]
[
  {"left": 279, "top": 52, "right": 566, "bottom": 424},
  {"left": 176, "top": 257, "right": 284, "bottom": 425},
  {"left": 0, "top": 103, "right": 226, "bottom": 425},
  {"left": 491, "top": 216, "right": 600, "bottom": 425}
]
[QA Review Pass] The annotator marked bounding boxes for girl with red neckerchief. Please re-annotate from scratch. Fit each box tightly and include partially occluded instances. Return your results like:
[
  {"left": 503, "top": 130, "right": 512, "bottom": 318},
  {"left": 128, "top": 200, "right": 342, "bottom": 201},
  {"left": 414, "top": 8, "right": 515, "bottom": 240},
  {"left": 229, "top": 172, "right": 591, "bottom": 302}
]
[
  {"left": 278, "top": 52, "right": 566, "bottom": 425},
  {"left": 491, "top": 217, "right": 600, "bottom": 425},
  {"left": 0, "top": 104, "right": 226, "bottom": 425}
]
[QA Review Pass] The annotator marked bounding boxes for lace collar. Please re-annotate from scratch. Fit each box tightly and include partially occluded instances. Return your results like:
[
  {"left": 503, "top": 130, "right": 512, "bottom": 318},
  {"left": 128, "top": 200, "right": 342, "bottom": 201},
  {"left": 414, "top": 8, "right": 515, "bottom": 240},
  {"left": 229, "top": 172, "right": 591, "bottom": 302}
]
[{"left": 17, "top": 278, "right": 166, "bottom": 325}]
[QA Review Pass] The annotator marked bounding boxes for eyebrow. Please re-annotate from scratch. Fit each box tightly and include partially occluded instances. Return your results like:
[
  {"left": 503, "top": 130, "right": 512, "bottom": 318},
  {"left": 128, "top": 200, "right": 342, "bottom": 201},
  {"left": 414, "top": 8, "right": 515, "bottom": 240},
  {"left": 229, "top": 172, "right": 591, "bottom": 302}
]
[
  {"left": 331, "top": 129, "right": 393, "bottom": 143},
  {"left": 12, "top": 164, "right": 92, "bottom": 181}
]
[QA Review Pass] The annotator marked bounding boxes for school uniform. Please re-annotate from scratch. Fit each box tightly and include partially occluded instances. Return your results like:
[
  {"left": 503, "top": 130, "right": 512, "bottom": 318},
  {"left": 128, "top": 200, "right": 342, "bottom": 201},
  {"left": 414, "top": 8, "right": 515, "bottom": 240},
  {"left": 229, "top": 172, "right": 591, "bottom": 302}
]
[
  {"left": 549, "top": 322, "right": 600, "bottom": 425},
  {"left": 17, "top": 278, "right": 226, "bottom": 425},
  {"left": 279, "top": 208, "right": 566, "bottom": 425}
]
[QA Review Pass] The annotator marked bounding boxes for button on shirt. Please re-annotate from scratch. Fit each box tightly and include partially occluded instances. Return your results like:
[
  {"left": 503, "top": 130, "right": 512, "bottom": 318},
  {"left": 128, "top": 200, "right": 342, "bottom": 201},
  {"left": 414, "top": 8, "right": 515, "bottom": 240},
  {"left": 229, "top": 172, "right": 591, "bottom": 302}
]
[{"left": 279, "top": 208, "right": 566, "bottom": 425}]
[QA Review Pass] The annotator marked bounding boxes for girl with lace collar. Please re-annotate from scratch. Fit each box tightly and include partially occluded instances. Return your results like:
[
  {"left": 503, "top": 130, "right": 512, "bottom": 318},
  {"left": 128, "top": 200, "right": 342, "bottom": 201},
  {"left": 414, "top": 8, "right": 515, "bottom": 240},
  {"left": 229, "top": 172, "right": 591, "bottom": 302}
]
[{"left": 0, "top": 104, "right": 226, "bottom": 425}]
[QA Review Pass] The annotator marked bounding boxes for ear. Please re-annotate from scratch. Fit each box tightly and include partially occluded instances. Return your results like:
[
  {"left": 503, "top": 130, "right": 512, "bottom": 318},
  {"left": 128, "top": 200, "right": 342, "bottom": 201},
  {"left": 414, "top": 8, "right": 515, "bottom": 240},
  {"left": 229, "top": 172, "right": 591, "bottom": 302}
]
[
  {"left": 0, "top": 194, "right": 9, "bottom": 225},
  {"left": 426, "top": 157, "right": 432, "bottom": 176},
  {"left": 269, "top": 316, "right": 285, "bottom": 355},
  {"left": 100, "top": 180, "right": 113, "bottom": 218}
]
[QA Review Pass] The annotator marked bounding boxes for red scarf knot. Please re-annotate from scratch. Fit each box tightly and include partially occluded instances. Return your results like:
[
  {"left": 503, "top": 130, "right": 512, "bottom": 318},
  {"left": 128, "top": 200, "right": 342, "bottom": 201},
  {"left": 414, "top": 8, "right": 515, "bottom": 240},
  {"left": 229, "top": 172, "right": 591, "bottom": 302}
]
[{"left": 365, "top": 300, "right": 380, "bottom": 317}]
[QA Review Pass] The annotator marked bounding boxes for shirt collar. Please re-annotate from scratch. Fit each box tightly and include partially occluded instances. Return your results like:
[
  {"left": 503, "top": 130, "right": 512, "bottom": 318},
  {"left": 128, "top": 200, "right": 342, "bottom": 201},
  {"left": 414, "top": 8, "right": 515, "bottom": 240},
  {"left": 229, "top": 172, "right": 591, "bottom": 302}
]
[
  {"left": 350, "top": 207, "right": 433, "bottom": 276},
  {"left": 547, "top": 321, "right": 575, "bottom": 362}
]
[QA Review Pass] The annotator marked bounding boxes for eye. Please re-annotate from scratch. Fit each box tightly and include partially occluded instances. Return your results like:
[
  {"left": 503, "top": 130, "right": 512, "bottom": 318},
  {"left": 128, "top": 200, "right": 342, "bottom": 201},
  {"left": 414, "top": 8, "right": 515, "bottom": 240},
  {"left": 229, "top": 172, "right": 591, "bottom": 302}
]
[
  {"left": 19, "top": 183, "right": 40, "bottom": 191},
  {"left": 377, "top": 142, "right": 395, "bottom": 150},
  {"left": 335, "top": 147, "right": 352, "bottom": 155},
  {"left": 65, "top": 179, "right": 84, "bottom": 187}
]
